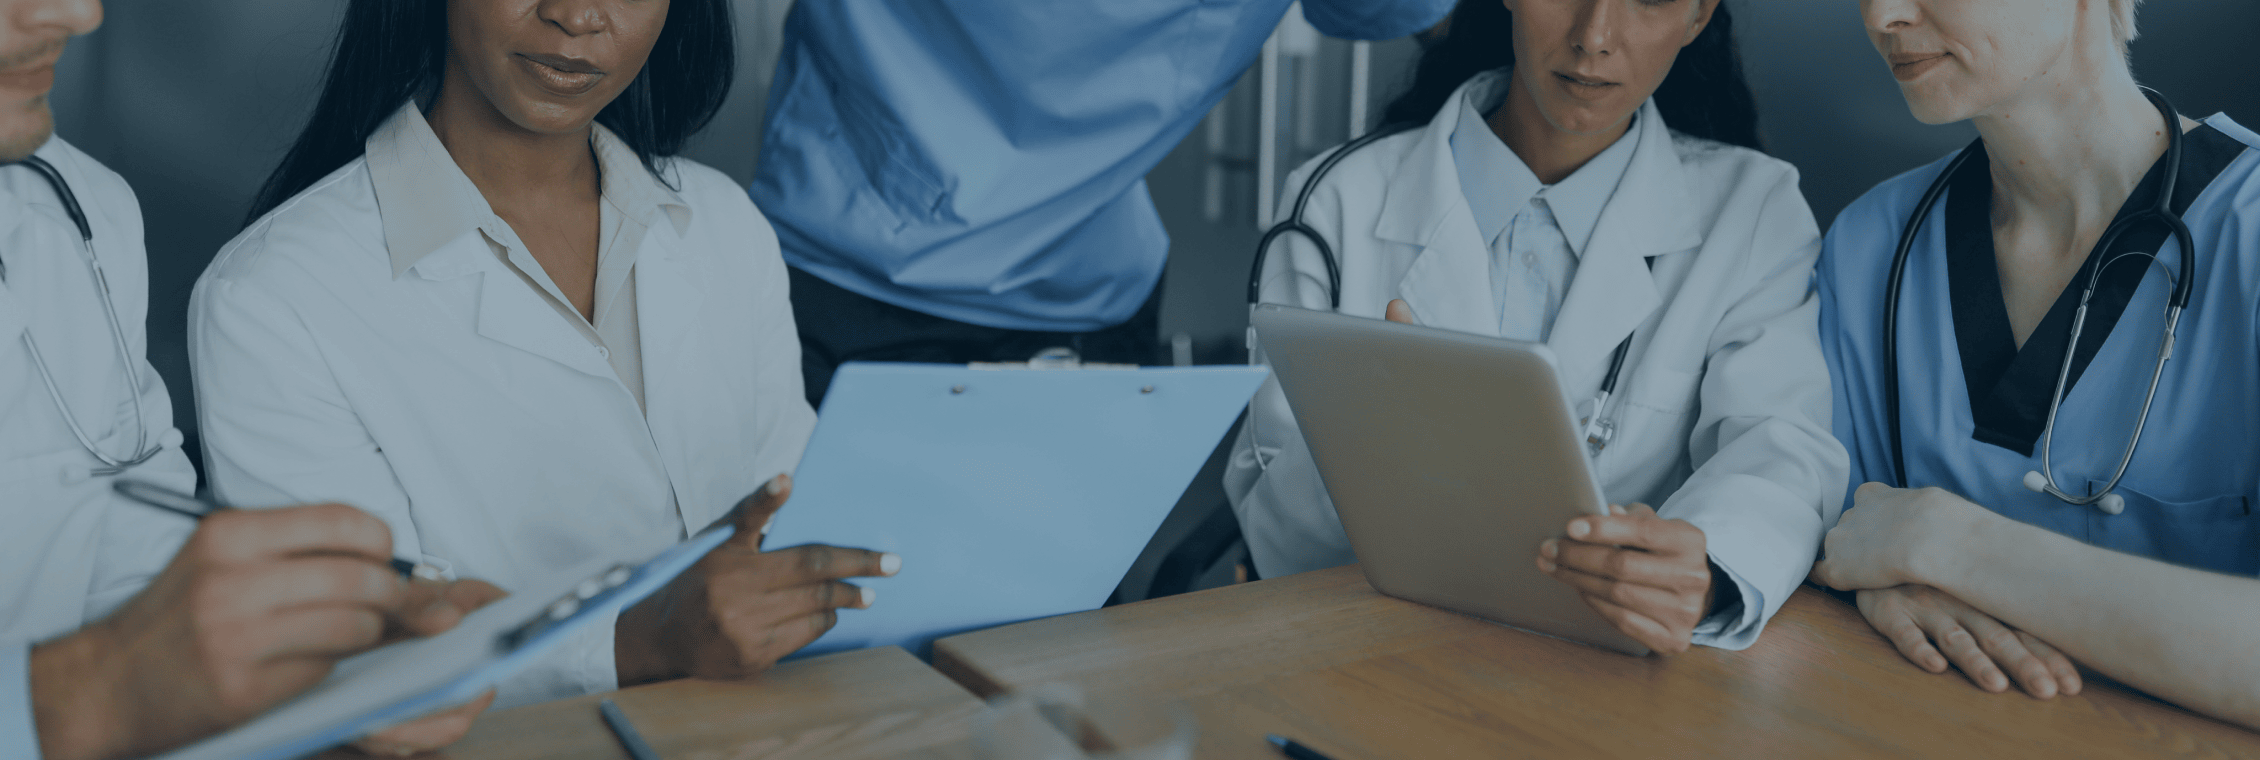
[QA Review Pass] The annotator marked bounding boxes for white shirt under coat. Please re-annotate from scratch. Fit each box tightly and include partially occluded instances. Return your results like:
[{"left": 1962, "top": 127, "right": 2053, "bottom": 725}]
[
  {"left": 190, "top": 105, "right": 816, "bottom": 706},
  {"left": 0, "top": 137, "right": 198, "bottom": 756},
  {"left": 1225, "top": 69, "right": 1850, "bottom": 649}
]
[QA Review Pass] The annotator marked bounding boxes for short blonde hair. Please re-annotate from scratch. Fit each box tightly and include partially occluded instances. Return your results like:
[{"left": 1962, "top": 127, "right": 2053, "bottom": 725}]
[{"left": 2110, "top": 0, "right": 2144, "bottom": 49}]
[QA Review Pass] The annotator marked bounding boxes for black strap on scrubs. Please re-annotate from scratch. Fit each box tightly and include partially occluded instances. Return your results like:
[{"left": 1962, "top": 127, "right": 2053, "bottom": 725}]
[{"left": 1941, "top": 125, "right": 2247, "bottom": 456}]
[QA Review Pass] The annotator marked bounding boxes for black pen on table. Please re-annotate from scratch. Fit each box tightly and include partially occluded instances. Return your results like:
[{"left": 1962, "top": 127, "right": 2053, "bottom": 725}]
[
  {"left": 112, "top": 479, "right": 425, "bottom": 579},
  {"left": 598, "top": 698, "right": 661, "bottom": 760},
  {"left": 1268, "top": 734, "right": 1339, "bottom": 760}
]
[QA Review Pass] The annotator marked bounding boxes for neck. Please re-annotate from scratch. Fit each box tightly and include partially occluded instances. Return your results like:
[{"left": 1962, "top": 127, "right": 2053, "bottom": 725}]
[
  {"left": 424, "top": 57, "right": 598, "bottom": 205},
  {"left": 1974, "top": 50, "right": 2172, "bottom": 239},
  {"left": 1489, "top": 73, "right": 1631, "bottom": 185}
]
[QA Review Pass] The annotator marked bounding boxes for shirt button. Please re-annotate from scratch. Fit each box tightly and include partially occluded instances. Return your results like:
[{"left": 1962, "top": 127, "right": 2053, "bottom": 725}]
[
  {"left": 596, "top": 346, "right": 610, "bottom": 358},
  {"left": 1524, "top": 253, "right": 1537, "bottom": 265}
]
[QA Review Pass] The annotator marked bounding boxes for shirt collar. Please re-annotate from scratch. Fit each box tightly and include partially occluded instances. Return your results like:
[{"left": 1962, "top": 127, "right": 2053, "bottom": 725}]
[
  {"left": 1448, "top": 69, "right": 1640, "bottom": 257},
  {"left": 365, "top": 103, "right": 692, "bottom": 279}
]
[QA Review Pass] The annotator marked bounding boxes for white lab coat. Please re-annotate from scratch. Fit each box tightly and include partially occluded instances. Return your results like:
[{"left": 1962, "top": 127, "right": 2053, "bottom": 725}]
[
  {"left": 0, "top": 137, "right": 196, "bottom": 645},
  {"left": 1225, "top": 72, "right": 1850, "bottom": 647},
  {"left": 190, "top": 145, "right": 815, "bottom": 706}
]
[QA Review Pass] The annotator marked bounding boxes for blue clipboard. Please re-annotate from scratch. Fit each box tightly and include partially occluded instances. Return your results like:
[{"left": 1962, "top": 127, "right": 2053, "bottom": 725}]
[
  {"left": 762, "top": 361, "right": 1268, "bottom": 657},
  {"left": 152, "top": 525, "right": 737, "bottom": 760}
]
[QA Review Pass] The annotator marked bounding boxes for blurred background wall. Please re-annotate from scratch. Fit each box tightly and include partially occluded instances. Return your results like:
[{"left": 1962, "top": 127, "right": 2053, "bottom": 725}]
[{"left": 43, "top": 0, "right": 2259, "bottom": 594}]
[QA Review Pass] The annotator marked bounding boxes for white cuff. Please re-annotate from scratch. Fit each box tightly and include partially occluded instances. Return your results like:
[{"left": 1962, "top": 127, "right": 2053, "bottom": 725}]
[{"left": 2, "top": 642, "right": 41, "bottom": 759}]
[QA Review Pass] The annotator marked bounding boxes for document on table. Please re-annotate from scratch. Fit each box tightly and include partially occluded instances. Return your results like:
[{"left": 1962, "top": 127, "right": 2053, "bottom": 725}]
[
  {"left": 150, "top": 525, "right": 737, "bottom": 760},
  {"left": 763, "top": 361, "right": 1268, "bottom": 657}
]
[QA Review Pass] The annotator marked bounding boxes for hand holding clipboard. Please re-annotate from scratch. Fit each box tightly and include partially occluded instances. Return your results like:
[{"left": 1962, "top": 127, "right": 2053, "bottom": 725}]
[{"left": 612, "top": 472, "right": 901, "bottom": 685}]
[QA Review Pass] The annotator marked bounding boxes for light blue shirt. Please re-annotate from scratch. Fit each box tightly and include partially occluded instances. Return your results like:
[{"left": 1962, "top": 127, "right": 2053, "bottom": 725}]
[
  {"left": 3, "top": 643, "right": 35, "bottom": 759},
  {"left": 750, "top": 0, "right": 1454, "bottom": 331},
  {"left": 1821, "top": 114, "right": 2260, "bottom": 574},
  {"left": 1449, "top": 83, "right": 1637, "bottom": 341},
  {"left": 1446, "top": 77, "right": 1757, "bottom": 643}
]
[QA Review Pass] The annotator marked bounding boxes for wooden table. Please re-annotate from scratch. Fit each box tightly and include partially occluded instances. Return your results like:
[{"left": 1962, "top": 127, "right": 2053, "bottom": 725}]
[
  {"left": 933, "top": 565, "right": 2260, "bottom": 759},
  {"left": 431, "top": 647, "right": 982, "bottom": 760}
]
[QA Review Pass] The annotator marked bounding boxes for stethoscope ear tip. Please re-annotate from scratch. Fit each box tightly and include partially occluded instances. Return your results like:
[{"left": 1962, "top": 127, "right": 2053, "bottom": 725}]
[
  {"left": 2098, "top": 493, "right": 2127, "bottom": 515},
  {"left": 2021, "top": 470, "right": 2050, "bottom": 493}
]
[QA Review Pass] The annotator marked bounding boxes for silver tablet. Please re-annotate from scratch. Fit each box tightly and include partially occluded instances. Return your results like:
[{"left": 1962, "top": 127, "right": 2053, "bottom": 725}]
[{"left": 1251, "top": 303, "right": 1650, "bottom": 656}]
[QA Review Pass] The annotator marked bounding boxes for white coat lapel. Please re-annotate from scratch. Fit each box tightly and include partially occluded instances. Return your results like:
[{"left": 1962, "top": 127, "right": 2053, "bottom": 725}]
[
  {"left": 1378, "top": 86, "right": 1499, "bottom": 335},
  {"left": 631, "top": 228, "right": 707, "bottom": 418},
  {"left": 414, "top": 238, "right": 616, "bottom": 380},
  {"left": 1545, "top": 101, "right": 1704, "bottom": 386}
]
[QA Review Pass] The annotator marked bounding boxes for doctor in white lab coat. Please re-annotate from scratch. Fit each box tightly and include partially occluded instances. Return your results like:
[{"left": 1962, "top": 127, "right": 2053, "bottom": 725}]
[
  {"left": 0, "top": 138, "right": 195, "bottom": 648},
  {"left": 190, "top": 0, "right": 892, "bottom": 709},
  {"left": 1227, "top": 0, "right": 1847, "bottom": 652}
]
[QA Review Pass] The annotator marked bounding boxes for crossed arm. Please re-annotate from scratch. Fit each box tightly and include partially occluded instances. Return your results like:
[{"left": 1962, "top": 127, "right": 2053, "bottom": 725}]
[{"left": 1814, "top": 483, "right": 2260, "bottom": 729}]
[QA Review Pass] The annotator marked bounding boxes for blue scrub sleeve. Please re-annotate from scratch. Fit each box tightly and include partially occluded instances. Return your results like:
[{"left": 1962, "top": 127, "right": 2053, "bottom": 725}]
[
  {"left": 2, "top": 642, "right": 39, "bottom": 759},
  {"left": 1301, "top": 0, "right": 1455, "bottom": 40}
]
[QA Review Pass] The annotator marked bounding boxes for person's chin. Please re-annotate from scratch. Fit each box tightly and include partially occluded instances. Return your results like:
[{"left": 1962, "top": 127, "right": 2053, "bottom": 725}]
[
  {"left": 1899, "top": 91, "right": 1974, "bottom": 127},
  {"left": 0, "top": 103, "right": 56, "bottom": 163}
]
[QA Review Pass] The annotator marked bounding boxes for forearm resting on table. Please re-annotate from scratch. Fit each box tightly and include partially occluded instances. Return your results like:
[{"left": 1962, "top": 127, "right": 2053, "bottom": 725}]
[{"left": 1932, "top": 514, "right": 2260, "bottom": 727}]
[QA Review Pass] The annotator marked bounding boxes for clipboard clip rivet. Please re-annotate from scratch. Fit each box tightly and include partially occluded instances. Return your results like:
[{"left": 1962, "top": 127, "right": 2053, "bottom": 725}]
[
  {"left": 951, "top": 385, "right": 966, "bottom": 395},
  {"left": 1141, "top": 385, "right": 1155, "bottom": 394}
]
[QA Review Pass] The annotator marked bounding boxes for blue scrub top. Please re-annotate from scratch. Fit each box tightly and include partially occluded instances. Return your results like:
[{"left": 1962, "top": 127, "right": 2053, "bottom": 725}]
[
  {"left": 1820, "top": 113, "right": 2260, "bottom": 575},
  {"left": 748, "top": 0, "right": 1453, "bottom": 332}
]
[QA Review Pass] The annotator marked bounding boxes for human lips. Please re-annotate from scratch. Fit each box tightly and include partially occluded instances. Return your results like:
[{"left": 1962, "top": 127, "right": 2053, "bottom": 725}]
[
  {"left": 1888, "top": 52, "right": 1950, "bottom": 82},
  {"left": 1553, "top": 70, "right": 1621, "bottom": 100},
  {"left": 514, "top": 52, "right": 606, "bottom": 96},
  {"left": 0, "top": 42, "right": 64, "bottom": 94}
]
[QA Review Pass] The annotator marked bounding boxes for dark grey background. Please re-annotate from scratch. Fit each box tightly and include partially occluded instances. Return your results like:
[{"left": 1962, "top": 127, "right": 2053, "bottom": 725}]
[{"left": 41, "top": 1, "right": 2258, "bottom": 595}]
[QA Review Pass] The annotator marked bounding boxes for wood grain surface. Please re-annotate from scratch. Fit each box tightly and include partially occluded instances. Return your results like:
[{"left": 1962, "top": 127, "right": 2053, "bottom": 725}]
[
  {"left": 424, "top": 647, "right": 983, "bottom": 760},
  {"left": 933, "top": 565, "right": 2260, "bottom": 759}
]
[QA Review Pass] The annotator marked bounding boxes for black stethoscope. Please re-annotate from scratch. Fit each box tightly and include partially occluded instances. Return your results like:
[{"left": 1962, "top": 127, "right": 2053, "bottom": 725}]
[
  {"left": 0, "top": 156, "right": 166, "bottom": 476},
  {"left": 1246, "top": 123, "right": 1647, "bottom": 455},
  {"left": 1883, "top": 87, "right": 2195, "bottom": 516}
]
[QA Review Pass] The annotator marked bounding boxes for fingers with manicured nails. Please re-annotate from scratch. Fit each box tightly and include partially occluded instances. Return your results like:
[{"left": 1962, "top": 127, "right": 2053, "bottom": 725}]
[
  {"left": 2017, "top": 632, "right": 2082, "bottom": 695},
  {"left": 1565, "top": 514, "right": 1701, "bottom": 557},
  {"left": 1385, "top": 299, "right": 1414, "bottom": 324},
  {"left": 1546, "top": 539, "right": 1707, "bottom": 590},
  {"left": 728, "top": 474, "right": 793, "bottom": 549},
  {"left": 1547, "top": 563, "right": 1695, "bottom": 621},
  {"left": 765, "top": 581, "right": 875, "bottom": 622},
  {"left": 768, "top": 544, "right": 899, "bottom": 587}
]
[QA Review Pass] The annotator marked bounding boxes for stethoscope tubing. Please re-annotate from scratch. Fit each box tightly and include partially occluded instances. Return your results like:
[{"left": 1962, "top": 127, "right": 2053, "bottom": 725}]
[
  {"left": 4, "top": 156, "right": 161, "bottom": 475},
  {"left": 1884, "top": 87, "right": 2194, "bottom": 511}
]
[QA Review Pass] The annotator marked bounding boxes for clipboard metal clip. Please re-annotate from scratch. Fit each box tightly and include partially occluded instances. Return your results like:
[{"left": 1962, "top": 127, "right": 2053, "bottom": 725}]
[{"left": 497, "top": 563, "right": 637, "bottom": 652}]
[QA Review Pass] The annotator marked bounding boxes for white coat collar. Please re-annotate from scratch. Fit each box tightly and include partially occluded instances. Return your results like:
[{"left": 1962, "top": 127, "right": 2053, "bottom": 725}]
[
  {"left": 363, "top": 103, "right": 692, "bottom": 280},
  {"left": 1381, "top": 69, "right": 1705, "bottom": 385}
]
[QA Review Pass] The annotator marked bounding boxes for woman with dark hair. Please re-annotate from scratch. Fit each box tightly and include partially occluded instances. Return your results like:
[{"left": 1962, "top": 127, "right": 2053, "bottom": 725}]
[
  {"left": 1226, "top": 0, "right": 1848, "bottom": 654},
  {"left": 189, "top": 0, "right": 894, "bottom": 709}
]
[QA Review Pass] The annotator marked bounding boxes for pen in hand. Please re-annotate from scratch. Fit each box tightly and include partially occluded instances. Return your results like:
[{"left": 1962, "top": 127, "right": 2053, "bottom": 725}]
[{"left": 113, "top": 479, "right": 427, "bottom": 579}]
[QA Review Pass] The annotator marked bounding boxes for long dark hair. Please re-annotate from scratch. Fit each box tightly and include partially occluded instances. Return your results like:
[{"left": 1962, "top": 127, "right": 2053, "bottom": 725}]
[
  {"left": 1380, "top": 0, "right": 1761, "bottom": 150},
  {"left": 246, "top": 0, "right": 736, "bottom": 223}
]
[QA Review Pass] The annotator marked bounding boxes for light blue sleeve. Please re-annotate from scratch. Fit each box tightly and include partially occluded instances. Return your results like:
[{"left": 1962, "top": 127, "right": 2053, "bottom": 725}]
[
  {"left": 2, "top": 642, "right": 39, "bottom": 759},
  {"left": 1300, "top": 0, "right": 1455, "bottom": 40}
]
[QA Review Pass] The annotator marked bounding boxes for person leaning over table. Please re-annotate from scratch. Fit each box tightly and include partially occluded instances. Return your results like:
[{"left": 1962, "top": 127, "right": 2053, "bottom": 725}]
[
  {"left": 751, "top": 0, "right": 1454, "bottom": 405},
  {"left": 191, "top": 0, "right": 896, "bottom": 711},
  {"left": 0, "top": 0, "right": 507, "bottom": 756},
  {"left": 1812, "top": 0, "right": 2260, "bottom": 730},
  {"left": 1226, "top": 0, "right": 1850, "bottom": 655}
]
